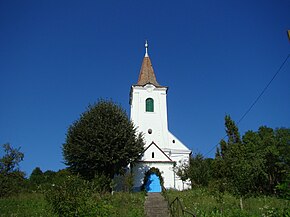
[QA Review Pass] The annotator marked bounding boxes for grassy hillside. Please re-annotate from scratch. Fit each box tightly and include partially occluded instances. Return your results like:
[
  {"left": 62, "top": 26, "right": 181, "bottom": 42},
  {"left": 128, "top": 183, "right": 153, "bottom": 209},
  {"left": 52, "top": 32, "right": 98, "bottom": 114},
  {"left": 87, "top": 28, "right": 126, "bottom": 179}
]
[
  {"left": 166, "top": 188, "right": 290, "bottom": 217},
  {"left": 1, "top": 187, "right": 289, "bottom": 217},
  {"left": 0, "top": 193, "right": 55, "bottom": 217},
  {"left": 0, "top": 192, "right": 145, "bottom": 217}
]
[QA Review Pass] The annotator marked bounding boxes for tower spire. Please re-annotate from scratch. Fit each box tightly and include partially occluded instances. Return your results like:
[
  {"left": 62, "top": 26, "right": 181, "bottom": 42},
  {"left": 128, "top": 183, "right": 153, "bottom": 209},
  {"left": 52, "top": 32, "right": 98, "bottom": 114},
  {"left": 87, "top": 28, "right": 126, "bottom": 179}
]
[
  {"left": 136, "top": 41, "right": 160, "bottom": 86},
  {"left": 145, "top": 40, "right": 149, "bottom": 57}
]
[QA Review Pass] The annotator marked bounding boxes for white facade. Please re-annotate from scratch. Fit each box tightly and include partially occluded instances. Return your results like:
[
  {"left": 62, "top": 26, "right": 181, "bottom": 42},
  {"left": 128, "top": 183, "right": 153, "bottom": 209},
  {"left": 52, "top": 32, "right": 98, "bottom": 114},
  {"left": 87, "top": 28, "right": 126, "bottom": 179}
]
[{"left": 130, "top": 45, "right": 191, "bottom": 191}]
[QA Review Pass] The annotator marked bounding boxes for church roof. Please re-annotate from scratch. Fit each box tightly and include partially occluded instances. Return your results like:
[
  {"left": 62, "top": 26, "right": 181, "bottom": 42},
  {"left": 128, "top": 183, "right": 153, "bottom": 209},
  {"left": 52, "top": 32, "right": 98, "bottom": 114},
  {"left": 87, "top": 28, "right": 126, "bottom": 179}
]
[
  {"left": 135, "top": 41, "right": 162, "bottom": 87},
  {"left": 136, "top": 56, "right": 160, "bottom": 87}
]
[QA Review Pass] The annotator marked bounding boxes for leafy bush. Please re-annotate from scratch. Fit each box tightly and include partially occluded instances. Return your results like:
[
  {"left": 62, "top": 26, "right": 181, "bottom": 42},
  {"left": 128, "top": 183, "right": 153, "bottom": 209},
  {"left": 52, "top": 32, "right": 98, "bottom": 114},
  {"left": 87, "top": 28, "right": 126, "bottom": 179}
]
[
  {"left": 44, "top": 174, "right": 144, "bottom": 217},
  {"left": 0, "top": 191, "right": 145, "bottom": 217},
  {"left": 0, "top": 193, "right": 55, "bottom": 216},
  {"left": 276, "top": 174, "right": 290, "bottom": 200},
  {"left": 44, "top": 174, "right": 115, "bottom": 217},
  {"left": 0, "top": 171, "right": 26, "bottom": 197}
]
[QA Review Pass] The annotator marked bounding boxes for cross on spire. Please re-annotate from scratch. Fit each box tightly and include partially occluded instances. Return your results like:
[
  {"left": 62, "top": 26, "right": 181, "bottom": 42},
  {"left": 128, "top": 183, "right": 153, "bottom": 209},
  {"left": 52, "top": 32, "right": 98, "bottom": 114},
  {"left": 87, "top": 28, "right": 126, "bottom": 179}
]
[{"left": 145, "top": 40, "right": 149, "bottom": 57}]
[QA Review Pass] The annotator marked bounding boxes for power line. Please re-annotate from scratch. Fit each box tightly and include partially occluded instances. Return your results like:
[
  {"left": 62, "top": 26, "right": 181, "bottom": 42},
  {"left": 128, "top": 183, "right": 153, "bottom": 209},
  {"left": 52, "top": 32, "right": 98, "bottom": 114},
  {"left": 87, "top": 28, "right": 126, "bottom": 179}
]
[
  {"left": 204, "top": 135, "right": 227, "bottom": 157},
  {"left": 204, "top": 54, "right": 290, "bottom": 157},
  {"left": 237, "top": 54, "right": 290, "bottom": 125}
]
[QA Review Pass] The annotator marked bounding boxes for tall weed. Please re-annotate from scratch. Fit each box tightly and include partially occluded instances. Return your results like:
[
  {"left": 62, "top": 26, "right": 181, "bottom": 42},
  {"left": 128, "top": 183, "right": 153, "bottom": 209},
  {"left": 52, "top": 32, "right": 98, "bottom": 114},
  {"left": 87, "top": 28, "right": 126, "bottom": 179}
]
[
  {"left": 0, "top": 193, "right": 55, "bottom": 217},
  {"left": 166, "top": 188, "right": 290, "bottom": 217},
  {"left": 44, "top": 175, "right": 145, "bottom": 217},
  {"left": 44, "top": 175, "right": 114, "bottom": 217}
]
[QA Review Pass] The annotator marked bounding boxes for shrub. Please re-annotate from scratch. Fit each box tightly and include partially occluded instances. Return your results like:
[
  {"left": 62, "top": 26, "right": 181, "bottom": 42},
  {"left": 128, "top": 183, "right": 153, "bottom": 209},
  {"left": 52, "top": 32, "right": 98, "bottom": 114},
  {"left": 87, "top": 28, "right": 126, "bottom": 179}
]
[
  {"left": 276, "top": 174, "right": 290, "bottom": 200},
  {"left": 0, "top": 171, "right": 26, "bottom": 197},
  {"left": 44, "top": 174, "right": 114, "bottom": 217},
  {"left": 0, "top": 193, "right": 55, "bottom": 216}
]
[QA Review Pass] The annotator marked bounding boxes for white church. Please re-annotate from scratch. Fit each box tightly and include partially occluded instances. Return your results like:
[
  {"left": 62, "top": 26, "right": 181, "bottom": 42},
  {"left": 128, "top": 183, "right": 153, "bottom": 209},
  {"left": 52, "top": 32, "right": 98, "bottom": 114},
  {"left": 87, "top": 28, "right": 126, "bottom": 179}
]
[{"left": 130, "top": 42, "right": 192, "bottom": 191}]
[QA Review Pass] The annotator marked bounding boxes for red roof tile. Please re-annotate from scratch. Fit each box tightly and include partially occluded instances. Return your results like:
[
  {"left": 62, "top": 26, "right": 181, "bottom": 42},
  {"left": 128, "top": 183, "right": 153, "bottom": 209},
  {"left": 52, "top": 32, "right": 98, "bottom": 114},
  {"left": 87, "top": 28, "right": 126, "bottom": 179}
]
[{"left": 136, "top": 56, "right": 160, "bottom": 87}]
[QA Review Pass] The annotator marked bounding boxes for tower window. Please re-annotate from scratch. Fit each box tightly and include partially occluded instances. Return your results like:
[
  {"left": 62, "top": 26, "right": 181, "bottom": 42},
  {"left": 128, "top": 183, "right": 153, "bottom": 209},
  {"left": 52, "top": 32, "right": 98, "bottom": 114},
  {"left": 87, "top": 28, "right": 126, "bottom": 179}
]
[
  {"left": 146, "top": 98, "right": 154, "bottom": 112},
  {"left": 152, "top": 152, "right": 154, "bottom": 158}
]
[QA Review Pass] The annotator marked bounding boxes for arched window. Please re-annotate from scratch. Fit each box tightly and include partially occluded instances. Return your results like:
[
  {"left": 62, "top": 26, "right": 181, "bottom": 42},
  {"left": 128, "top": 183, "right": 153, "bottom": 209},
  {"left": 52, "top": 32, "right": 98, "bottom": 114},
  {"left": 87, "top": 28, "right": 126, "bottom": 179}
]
[
  {"left": 152, "top": 152, "right": 155, "bottom": 158},
  {"left": 146, "top": 98, "right": 154, "bottom": 112}
]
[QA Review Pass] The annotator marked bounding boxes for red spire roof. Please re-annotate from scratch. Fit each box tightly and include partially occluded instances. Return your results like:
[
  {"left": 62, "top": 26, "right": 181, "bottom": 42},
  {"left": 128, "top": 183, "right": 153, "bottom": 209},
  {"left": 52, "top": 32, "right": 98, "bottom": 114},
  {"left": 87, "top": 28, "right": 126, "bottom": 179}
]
[{"left": 136, "top": 56, "right": 160, "bottom": 86}]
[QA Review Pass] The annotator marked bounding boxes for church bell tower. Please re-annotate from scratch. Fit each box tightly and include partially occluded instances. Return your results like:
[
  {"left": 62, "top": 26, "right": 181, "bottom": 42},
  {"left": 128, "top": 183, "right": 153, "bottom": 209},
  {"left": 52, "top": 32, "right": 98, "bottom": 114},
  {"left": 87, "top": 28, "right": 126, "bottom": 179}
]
[
  {"left": 130, "top": 41, "right": 169, "bottom": 150},
  {"left": 130, "top": 41, "right": 191, "bottom": 191}
]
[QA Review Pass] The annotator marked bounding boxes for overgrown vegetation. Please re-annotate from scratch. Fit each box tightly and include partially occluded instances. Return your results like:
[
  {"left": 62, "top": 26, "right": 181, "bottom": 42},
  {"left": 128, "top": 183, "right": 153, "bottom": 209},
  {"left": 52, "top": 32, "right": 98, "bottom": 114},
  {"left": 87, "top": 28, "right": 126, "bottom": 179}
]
[
  {"left": 0, "top": 191, "right": 145, "bottom": 217},
  {"left": 0, "top": 193, "right": 55, "bottom": 217},
  {"left": 177, "top": 115, "right": 290, "bottom": 210},
  {"left": 1, "top": 111, "right": 289, "bottom": 216},
  {"left": 43, "top": 174, "right": 145, "bottom": 217},
  {"left": 0, "top": 143, "right": 25, "bottom": 197},
  {"left": 166, "top": 188, "right": 290, "bottom": 217},
  {"left": 0, "top": 142, "right": 145, "bottom": 216}
]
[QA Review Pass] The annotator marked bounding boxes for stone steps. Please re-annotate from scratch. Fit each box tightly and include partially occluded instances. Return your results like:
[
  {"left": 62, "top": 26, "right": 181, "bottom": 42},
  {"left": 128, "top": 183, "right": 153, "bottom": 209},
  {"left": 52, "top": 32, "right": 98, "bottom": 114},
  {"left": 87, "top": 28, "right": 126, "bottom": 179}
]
[{"left": 144, "top": 193, "right": 170, "bottom": 217}]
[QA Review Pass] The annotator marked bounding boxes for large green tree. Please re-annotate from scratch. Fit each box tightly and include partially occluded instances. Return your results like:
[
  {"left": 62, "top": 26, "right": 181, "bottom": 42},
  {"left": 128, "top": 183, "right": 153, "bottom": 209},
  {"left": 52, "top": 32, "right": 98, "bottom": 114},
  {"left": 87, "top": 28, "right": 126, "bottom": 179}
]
[
  {"left": 215, "top": 115, "right": 260, "bottom": 209},
  {"left": 256, "top": 126, "right": 290, "bottom": 194},
  {"left": 63, "top": 99, "right": 144, "bottom": 181},
  {"left": 242, "top": 126, "right": 290, "bottom": 195},
  {"left": 215, "top": 116, "right": 290, "bottom": 207}
]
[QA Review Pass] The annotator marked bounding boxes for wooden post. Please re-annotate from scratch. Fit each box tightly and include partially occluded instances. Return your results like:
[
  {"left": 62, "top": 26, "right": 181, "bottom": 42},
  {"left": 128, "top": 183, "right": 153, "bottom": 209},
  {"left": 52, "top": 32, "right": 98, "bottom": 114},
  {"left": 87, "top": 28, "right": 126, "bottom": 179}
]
[{"left": 288, "top": 30, "right": 290, "bottom": 41}]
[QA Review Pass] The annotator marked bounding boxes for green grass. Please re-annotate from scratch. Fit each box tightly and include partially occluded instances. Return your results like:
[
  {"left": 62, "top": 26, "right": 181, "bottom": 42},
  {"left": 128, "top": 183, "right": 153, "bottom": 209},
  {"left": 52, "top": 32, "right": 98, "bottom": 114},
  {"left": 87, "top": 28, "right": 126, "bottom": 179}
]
[
  {"left": 109, "top": 192, "right": 145, "bottom": 217},
  {"left": 0, "top": 192, "right": 145, "bottom": 217},
  {"left": 165, "top": 188, "right": 290, "bottom": 217},
  {"left": 0, "top": 193, "right": 55, "bottom": 217},
  {"left": 3, "top": 189, "right": 288, "bottom": 217}
]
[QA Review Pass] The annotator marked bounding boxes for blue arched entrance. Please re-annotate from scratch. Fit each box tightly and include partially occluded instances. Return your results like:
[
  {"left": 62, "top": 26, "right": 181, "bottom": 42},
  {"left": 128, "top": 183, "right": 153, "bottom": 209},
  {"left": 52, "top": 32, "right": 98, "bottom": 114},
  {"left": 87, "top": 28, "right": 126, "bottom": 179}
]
[{"left": 145, "top": 173, "right": 161, "bottom": 192}]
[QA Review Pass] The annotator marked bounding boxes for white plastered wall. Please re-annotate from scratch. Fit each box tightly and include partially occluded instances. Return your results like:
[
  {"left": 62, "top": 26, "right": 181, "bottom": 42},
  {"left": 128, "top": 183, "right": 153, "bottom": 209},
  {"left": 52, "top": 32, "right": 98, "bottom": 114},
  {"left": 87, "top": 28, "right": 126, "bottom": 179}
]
[
  {"left": 130, "top": 83, "right": 192, "bottom": 191},
  {"left": 130, "top": 84, "right": 169, "bottom": 149}
]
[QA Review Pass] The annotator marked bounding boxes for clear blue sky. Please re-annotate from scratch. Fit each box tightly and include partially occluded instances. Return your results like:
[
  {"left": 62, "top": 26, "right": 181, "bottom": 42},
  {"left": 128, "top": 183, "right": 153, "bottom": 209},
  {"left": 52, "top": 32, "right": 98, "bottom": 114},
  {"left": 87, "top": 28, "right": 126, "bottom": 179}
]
[{"left": 1, "top": 0, "right": 289, "bottom": 176}]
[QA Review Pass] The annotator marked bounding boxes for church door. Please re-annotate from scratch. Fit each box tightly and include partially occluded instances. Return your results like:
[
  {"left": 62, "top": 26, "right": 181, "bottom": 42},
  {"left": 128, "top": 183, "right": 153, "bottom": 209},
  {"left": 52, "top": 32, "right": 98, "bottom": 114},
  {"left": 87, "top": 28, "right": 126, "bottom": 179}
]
[{"left": 145, "top": 173, "right": 161, "bottom": 192}]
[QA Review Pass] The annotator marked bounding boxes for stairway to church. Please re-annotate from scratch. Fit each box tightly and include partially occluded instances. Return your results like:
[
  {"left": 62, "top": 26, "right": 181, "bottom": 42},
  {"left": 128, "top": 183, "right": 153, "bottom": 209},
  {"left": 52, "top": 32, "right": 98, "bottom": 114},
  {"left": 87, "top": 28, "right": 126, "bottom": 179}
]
[{"left": 144, "top": 193, "right": 171, "bottom": 217}]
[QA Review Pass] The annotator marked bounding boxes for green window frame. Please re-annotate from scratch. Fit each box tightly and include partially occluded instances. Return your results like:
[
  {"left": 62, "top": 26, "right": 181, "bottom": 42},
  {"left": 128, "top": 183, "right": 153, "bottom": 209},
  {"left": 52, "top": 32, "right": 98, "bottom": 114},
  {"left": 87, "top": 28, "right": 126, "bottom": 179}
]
[{"left": 146, "top": 98, "right": 154, "bottom": 112}]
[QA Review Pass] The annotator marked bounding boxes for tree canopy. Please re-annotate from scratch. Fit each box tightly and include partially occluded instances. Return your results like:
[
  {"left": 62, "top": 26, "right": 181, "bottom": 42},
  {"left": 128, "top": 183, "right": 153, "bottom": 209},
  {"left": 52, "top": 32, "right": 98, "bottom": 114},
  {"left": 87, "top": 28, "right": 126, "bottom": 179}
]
[
  {"left": 214, "top": 116, "right": 290, "bottom": 208},
  {"left": 62, "top": 99, "right": 144, "bottom": 181},
  {"left": 177, "top": 115, "right": 290, "bottom": 208},
  {"left": 0, "top": 143, "right": 24, "bottom": 174},
  {"left": 0, "top": 143, "right": 25, "bottom": 197}
]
